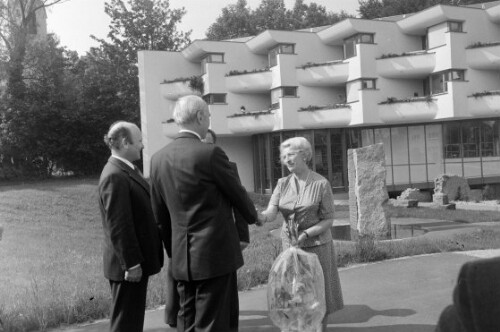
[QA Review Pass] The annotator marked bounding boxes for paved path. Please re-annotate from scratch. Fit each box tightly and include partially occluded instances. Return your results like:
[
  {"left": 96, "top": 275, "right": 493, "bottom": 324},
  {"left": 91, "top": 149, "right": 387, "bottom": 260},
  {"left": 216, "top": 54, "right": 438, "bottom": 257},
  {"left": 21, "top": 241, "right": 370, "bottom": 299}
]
[{"left": 51, "top": 249, "right": 500, "bottom": 332}]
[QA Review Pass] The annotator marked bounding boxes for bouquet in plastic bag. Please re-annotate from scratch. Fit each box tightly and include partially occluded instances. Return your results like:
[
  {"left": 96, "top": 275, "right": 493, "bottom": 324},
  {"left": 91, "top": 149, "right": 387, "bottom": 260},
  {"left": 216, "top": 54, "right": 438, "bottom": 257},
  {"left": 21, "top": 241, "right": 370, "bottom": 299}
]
[{"left": 267, "top": 218, "right": 326, "bottom": 332}]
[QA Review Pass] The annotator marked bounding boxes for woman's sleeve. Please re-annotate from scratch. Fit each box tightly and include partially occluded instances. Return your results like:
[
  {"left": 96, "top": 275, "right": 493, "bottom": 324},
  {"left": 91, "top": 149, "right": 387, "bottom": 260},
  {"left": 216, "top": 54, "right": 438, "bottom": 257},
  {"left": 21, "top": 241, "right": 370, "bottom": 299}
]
[
  {"left": 318, "top": 180, "right": 335, "bottom": 220},
  {"left": 269, "top": 178, "right": 282, "bottom": 207}
]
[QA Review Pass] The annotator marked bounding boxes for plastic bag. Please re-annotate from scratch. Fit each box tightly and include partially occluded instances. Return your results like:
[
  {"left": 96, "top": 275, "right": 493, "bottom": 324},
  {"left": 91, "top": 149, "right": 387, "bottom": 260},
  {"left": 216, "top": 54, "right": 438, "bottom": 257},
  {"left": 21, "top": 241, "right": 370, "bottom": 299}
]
[{"left": 267, "top": 221, "right": 326, "bottom": 332}]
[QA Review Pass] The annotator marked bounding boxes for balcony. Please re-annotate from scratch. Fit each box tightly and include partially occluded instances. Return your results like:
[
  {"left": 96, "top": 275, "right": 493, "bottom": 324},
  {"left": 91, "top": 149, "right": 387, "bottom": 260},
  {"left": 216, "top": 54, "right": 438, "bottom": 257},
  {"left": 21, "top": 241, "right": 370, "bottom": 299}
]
[
  {"left": 160, "top": 80, "right": 197, "bottom": 100},
  {"left": 225, "top": 70, "right": 272, "bottom": 93},
  {"left": 377, "top": 52, "right": 435, "bottom": 79},
  {"left": 298, "top": 105, "right": 352, "bottom": 128},
  {"left": 227, "top": 111, "right": 276, "bottom": 134},
  {"left": 162, "top": 119, "right": 179, "bottom": 138},
  {"left": 378, "top": 97, "right": 438, "bottom": 123},
  {"left": 468, "top": 91, "right": 500, "bottom": 117},
  {"left": 466, "top": 43, "right": 500, "bottom": 70},
  {"left": 296, "top": 61, "right": 349, "bottom": 87}
]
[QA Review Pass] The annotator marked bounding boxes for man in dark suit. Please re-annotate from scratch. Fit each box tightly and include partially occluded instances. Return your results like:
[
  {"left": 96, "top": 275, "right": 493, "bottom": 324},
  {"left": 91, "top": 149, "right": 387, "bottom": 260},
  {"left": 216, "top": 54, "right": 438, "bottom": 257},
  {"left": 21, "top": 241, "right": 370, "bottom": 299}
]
[
  {"left": 150, "top": 95, "right": 259, "bottom": 332},
  {"left": 98, "top": 121, "right": 163, "bottom": 332},
  {"left": 163, "top": 128, "right": 250, "bottom": 328}
]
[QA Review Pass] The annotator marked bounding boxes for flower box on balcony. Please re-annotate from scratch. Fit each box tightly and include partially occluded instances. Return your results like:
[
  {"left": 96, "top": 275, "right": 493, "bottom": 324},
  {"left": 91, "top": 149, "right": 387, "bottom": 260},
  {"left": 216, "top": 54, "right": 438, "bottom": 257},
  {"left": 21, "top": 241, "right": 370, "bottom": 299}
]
[
  {"left": 468, "top": 91, "right": 500, "bottom": 116},
  {"left": 297, "top": 104, "right": 352, "bottom": 128},
  {"left": 226, "top": 70, "right": 272, "bottom": 93},
  {"left": 378, "top": 97, "right": 438, "bottom": 123},
  {"left": 296, "top": 61, "right": 349, "bottom": 87},
  {"left": 376, "top": 51, "right": 435, "bottom": 79},
  {"left": 160, "top": 76, "right": 204, "bottom": 100},
  {"left": 227, "top": 111, "right": 275, "bottom": 134},
  {"left": 466, "top": 43, "right": 500, "bottom": 70}
]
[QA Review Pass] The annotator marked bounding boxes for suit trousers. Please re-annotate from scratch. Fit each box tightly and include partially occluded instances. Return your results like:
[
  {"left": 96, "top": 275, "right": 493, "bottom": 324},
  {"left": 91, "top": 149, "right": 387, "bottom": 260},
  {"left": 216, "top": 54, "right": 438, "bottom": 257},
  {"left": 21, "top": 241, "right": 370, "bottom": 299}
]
[
  {"left": 177, "top": 271, "right": 239, "bottom": 332},
  {"left": 109, "top": 277, "right": 149, "bottom": 332},
  {"left": 164, "top": 258, "right": 180, "bottom": 326}
]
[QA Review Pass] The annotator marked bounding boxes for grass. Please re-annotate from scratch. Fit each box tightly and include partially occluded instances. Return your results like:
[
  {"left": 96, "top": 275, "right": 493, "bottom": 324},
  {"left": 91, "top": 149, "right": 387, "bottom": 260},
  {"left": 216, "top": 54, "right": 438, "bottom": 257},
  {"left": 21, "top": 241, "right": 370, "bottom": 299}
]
[{"left": 0, "top": 178, "right": 499, "bottom": 331}]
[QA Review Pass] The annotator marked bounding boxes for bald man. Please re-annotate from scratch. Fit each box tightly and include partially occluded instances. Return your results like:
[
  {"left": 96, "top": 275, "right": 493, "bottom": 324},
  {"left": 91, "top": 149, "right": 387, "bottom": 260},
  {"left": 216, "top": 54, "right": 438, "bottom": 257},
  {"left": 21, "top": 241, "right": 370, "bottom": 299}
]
[{"left": 98, "top": 121, "right": 163, "bottom": 332}]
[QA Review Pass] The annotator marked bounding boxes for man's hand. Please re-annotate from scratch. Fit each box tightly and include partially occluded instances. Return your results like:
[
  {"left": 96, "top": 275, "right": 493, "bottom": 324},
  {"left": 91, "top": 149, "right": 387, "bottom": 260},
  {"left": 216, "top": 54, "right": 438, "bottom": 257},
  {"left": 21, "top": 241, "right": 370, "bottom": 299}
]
[{"left": 125, "top": 265, "right": 142, "bottom": 282}]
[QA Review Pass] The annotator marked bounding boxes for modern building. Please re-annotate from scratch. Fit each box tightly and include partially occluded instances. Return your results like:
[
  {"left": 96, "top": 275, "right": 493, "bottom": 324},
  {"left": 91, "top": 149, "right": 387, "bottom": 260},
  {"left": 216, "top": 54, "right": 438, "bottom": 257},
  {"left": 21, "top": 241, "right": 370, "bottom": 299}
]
[{"left": 138, "top": 1, "right": 500, "bottom": 195}]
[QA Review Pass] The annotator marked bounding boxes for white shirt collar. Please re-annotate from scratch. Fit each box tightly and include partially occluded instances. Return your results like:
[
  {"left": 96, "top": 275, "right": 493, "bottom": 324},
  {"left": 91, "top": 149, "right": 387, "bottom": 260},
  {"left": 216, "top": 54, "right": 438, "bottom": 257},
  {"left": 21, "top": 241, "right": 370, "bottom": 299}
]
[
  {"left": 111, "top": 155, "right": 135, "bottom": 170},
  {"left": 179, "top": 129, "right": 202, "bottom": 141}
]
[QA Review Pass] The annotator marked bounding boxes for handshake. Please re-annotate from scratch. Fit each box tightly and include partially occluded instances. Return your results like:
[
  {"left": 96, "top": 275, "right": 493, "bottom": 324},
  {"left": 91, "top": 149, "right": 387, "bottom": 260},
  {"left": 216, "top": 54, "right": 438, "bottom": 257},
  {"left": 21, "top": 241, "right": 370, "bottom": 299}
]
[{"left": 255, "top": 212, "right": 269, "bottom": 227}]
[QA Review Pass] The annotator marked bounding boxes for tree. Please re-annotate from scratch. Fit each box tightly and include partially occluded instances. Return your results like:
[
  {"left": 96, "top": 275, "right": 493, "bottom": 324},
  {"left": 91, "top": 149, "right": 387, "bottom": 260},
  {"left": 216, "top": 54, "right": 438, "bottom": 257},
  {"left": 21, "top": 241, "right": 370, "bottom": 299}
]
[
  {"left": 358, "top": 0, "right": 488, "bottom": 19},
  {"left": 0, "top": 0, "right": 65, "bottom": 99},
  {"left": 206, "top": 0, "right": 353, "bottom": 41},
  {"left": 92, "top": 0, "right": 191, "bottom": 123},
  {"left": 0, "top": 34, "right": 77, "bottom": 177},
  {"left": 0, "top": 0, "right": 66, "bottom": 178},
  {"left": 205, "top": 0, "right": 255, "bottom": 40}
]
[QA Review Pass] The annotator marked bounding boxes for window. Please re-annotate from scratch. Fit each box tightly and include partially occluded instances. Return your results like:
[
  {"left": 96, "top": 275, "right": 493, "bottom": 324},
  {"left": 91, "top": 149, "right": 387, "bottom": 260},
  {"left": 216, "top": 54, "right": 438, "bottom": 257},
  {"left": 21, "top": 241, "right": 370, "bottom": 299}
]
[
  {"left": 282, "top": 86, "right": 297, "bottom": 97},
  {"left": 343, "top": 33, "right": 375, "bottom": 59},
  {"left": 201, "top": 53, "right": 224, "bottom": 74},
  {"left": 429, "top": 69, "right": 466, "bottom": 94},
  {"left": 203, "top": 53, "right": 224, "bottom": 63},
  {"left": 443, "top": 121, "right": 500, "bottom": 159},
  {"left": 448, "top": 21, "right": 463, "bottom": 33},
  {"left": 203, "top": 94, "right": 226, "bottom": 104},
  {"left": 270, "top": 86, "right": 297, "bottom": 109},
  {"left": 268, "top": 44, "right": 295, "bottom": 67},
  {"left": 361, "top": 79, "right": 376, "bottom": 90}
]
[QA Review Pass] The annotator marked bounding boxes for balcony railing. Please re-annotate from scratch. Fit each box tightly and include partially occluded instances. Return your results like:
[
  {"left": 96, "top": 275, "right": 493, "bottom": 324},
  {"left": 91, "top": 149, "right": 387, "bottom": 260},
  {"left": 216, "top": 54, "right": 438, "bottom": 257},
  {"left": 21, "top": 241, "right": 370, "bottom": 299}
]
[
  {"left": 378, "top": 97, "right": 438, "bottom": 123},
  {"left": 227, "top": 110, "right": 276, "bottom": 134},
  {"left": 376, "top": 51, "right": 435, "bottom": 79},
  {"left": 466, "top": 43, "right": 500, "bottom": 70},
  {"left": 297, "top": 105, "right": 352, "bottom": 128},
  {"left": 296, "top": 61, "right": 349, "bottom": 87},
  {"left": 468, "top": 91, "right": 500, "bottom": 117},
  {"left": 225, "top": 70, "right": 272, "bottom": 93},
  {"left": 161, "top": 119, "right": 179, "bottom": 138}
]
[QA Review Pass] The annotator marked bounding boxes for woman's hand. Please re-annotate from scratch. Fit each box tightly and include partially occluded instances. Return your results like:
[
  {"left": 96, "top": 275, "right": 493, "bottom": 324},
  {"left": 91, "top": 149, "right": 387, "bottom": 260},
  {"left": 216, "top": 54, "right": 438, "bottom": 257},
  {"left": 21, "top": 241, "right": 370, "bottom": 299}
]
[
  {"left": 256, "top": 213, "right": 267, "bottom": 226},
  {"left": 297, "top": 230, "right": 308, "bottom": 246}
]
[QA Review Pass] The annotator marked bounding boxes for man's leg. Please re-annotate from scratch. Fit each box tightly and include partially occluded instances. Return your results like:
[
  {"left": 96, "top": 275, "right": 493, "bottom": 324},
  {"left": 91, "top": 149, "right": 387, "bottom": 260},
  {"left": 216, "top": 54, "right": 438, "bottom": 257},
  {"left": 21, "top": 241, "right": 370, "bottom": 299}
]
[
  {"left": 164, "top": 259, "right": 180, "bottom": 327},
  {"left": 195, "top": 272, "right": 238, "bottom": 332},
  {"left": 109, "top": 277, "right": 148, "bottom": 332},
  {"left": 177, "top": 280, "right": 196, "bottom": 332}
]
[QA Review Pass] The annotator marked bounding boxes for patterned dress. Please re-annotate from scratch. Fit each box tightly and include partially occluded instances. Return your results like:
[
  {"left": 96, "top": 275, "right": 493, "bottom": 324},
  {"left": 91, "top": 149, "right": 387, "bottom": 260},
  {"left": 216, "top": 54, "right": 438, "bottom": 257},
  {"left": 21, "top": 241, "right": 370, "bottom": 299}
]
[{"left": 270, "top": 171, "right": 344, "bottom": 314}]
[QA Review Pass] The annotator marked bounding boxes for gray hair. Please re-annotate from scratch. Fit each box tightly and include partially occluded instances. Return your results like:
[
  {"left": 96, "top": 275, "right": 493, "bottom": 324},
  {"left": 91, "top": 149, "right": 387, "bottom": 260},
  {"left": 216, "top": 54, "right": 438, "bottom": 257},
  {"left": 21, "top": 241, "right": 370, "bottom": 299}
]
[
  {"left": 280, "top": 137, "right": 312, "bottom": 162},
  {"left": 173, "top": 95, "right": 208, "bottom": 126},
  {"left": 104, "top": 121, "right": 135, "bottom": 150}
]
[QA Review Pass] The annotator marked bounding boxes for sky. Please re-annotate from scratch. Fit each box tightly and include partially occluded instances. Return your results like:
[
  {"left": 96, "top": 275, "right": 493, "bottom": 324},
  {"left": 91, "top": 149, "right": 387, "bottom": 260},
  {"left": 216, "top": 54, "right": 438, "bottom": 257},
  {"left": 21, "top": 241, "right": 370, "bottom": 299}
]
[{"left": 46, "top": 0, "right": 360, "bottom": 55}]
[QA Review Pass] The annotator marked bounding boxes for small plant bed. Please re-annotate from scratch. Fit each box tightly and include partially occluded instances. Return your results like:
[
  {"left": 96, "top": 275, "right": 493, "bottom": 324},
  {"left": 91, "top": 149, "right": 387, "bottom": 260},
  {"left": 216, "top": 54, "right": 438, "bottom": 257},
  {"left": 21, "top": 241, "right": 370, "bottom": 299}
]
[
  {"left": 225, "top": 68, "right": 270, "bottom": 76},
  {"left": 466, "top": 41, "right": 500, "bottom": 49},
  {"left": 227, "top": 110, "right": 273, "bottom": 118},
  {"left": 378, "top": 51, "right": 429, "bottom": 59},
  {"left": 379, "top": 96, "right": 434, "bottom": 105},
  {"left": 469, "top": 90, "right": 500, "bottom": 98},
  {"left": 298, "top": 104, "right": 350, "bottom": 112},
  {"left": 161, "top": 75, "right": 204, "bottom": 94},
  {"left": 297, "top": 60, "right": 344, "bottom": 69}
]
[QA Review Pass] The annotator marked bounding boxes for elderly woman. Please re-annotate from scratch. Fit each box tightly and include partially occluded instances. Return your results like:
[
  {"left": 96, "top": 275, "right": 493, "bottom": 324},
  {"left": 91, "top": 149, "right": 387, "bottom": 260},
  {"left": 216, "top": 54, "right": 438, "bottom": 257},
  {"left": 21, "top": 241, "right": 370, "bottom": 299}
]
[{"left": 259, "top": 137, "right": 343, "bottom": 331}]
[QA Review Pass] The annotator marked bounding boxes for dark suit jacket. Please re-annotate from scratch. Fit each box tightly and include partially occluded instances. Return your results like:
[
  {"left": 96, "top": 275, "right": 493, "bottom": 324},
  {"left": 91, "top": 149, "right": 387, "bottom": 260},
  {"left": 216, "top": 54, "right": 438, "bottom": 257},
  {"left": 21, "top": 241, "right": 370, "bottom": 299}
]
[
  {"left": 229, "top": 162, "right": 250, "bottom": 244},
  {"left": 98, "top": 157, "right": 163, "bottom": 281},
  {"left": 150, "top": 132, "right": 257, "bottom": 281},
  {"left": 436, "top": 256, "right": 500, "bottom": 332}
]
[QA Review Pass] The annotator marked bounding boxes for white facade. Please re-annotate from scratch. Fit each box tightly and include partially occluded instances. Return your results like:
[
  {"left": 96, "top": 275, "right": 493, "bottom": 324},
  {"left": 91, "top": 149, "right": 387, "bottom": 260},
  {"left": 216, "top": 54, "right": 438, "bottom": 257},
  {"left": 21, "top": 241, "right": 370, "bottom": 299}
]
[{"left": 139, "top": 1, "right": 500, "bottom": 193}]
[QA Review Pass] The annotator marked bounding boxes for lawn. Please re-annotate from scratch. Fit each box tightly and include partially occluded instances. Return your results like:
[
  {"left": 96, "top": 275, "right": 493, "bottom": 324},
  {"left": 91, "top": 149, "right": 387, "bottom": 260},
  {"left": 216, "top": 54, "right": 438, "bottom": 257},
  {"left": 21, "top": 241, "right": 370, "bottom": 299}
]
[{"left": 1, "top": 178, "right": 500, "bottom": 331}]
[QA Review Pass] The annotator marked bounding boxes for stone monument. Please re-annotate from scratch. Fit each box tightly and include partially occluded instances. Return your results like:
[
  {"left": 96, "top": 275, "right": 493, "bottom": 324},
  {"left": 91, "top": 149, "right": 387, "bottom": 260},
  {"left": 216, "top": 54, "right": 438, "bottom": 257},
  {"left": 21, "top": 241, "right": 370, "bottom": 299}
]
[
  {"left": 433, "top": 174, "right": 471, "bottom": 202},
  {"left": 348, "top": 143, "right": 391, "bottom": 240}
]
